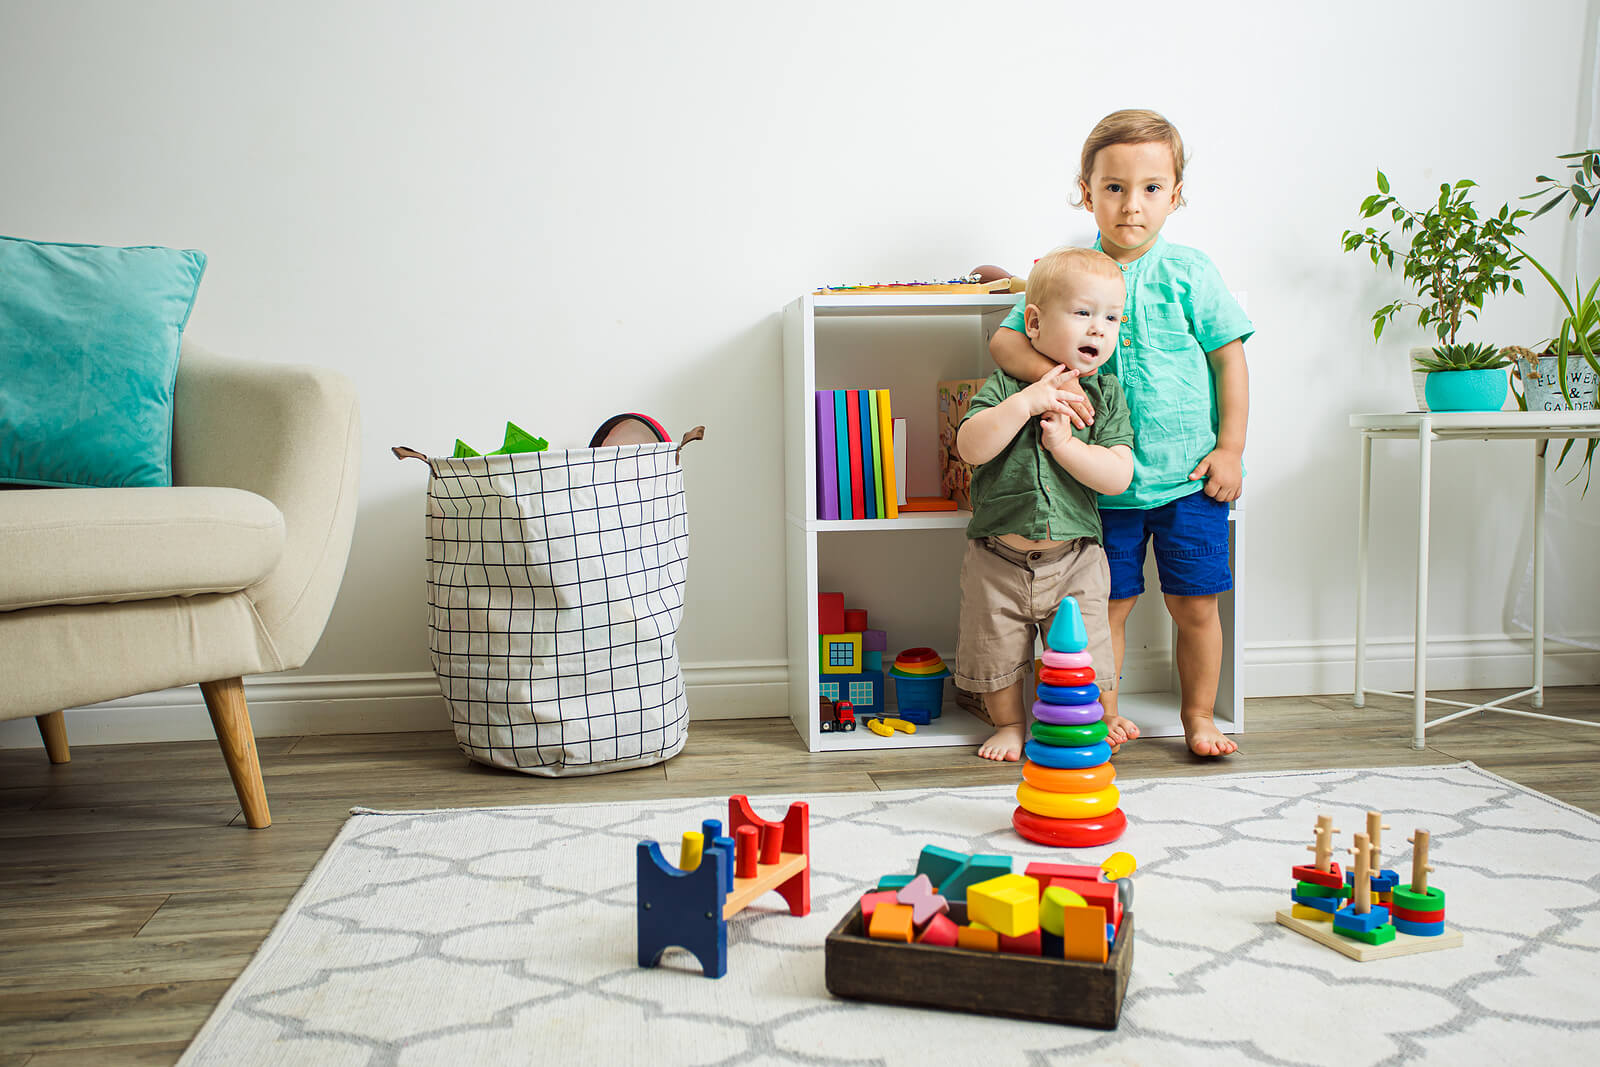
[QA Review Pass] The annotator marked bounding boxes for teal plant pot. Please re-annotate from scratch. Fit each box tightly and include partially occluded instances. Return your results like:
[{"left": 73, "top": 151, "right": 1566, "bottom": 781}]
[{"left": 1423, "top": 368, "right": 1507, "bottom": 412}]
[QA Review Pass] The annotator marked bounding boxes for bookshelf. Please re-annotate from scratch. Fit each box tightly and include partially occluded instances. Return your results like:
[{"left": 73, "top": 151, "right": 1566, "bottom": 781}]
[{"left": 780, "top": 292, "right": 1243, "bottom": 753}]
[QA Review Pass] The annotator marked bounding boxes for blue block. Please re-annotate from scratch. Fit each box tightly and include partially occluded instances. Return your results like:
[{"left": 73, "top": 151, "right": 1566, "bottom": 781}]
[
  {"left": 1047, "top": 597, "right": 1088, "bottom": 653},
  {"left": 896, "top": 707, "right": 931, "bottom": 726},
  {"left": 916, "top": 845, "right": 969, "bottom": 889},
  {"left": 710, "top": 836, "right": 737, "bottom": 892},
  {"left": 1106, "top": 922, "right": 1115, "bottom": 947},
  {"left": 637, "top": 841, "right": 729, "bottom": 978},
  {"left": 1023, "top": 738, "right": 1112, "bottom": 769},
  {"left": 877, "top": 874, "right": 915, "bottom": 891},
  {"left": 940, "top": 854, "right": 1012, "bottom": 900},
  {"left": 1291, "top": 891, "right": 1340, "bottom": 913},
  {"left": 1392, "top": 916, "right": 1445, "bottom": 937},
  {"left": 1036, "top": 682, "right": 1101, "bottom": 706},
  {"left": 1371, "top": 869, "right": 1400, "bottom": 892},
  {"left": 1333, "top": 904, "right": 1391, "bottom": 933}
]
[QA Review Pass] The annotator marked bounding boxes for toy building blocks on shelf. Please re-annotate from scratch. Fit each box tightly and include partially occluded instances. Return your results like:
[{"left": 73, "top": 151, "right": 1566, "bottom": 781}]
[
  {"left": 1012, "top": 597, "right": 1126, "bottom": 848},
  {"left": 637, "top": 795, "right": 811, "bottom": 979},
  {"left": 1275, "top": 812, "right": 1463, "bottom": 961},
  {"left": 817, "top": 596, "right": 886, "bottom": 719}
]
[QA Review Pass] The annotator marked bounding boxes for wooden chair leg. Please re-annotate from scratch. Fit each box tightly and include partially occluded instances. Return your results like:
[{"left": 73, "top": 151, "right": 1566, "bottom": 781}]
[
  {"left": 198, "top": 677, "right": 272, "bottom": 829},
  {"left": 36, "top": 711, "right": 70, "bottom": 764}
]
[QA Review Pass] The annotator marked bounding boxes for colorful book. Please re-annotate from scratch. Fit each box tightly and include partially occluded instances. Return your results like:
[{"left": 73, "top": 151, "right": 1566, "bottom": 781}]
[
  {"left": 868, "top": 389, "right": 886, "bottom": 518},
  {"left": 846, "top": 390, "right": 866, "bottom": 518},
  {"left": 816, "top": 391, "right": 839, "bottom": 521},
  {"left": 834, "top": 390, "right": 852, "bottom": 520},
  {"left": 877, "top": 392, "right": 898, "bottom": 519},
  {"left": 859, "top": 388, "right": 877, "bottom": 519},
  {"left": 892, "top": 416, "right": 907, "bottom": 507}
]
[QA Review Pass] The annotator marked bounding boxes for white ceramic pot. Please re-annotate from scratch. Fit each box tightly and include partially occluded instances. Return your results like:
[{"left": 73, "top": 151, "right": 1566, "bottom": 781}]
[{"left": 1409, "top": 346, "right": 1433, "bottom": 411}]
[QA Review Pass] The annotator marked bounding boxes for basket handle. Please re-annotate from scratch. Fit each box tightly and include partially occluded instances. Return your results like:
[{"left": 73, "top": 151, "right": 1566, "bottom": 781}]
[
  {"left": 675, "top": 426, "right": 705, "bottom": 466},
  {"left": 392, "top": 446, "right": 429, "bottom": 464}
]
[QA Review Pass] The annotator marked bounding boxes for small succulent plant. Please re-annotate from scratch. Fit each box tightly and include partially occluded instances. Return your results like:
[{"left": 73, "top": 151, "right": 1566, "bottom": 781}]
[{"left": 1411, "top": 342, "right": 1509, "bottom": 373}]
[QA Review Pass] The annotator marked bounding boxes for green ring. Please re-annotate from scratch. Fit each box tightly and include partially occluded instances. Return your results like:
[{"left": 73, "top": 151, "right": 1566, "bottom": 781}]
[
  {"left": 1390, "top": 885, "right": 1445, "bottom": 911},
  {"left": 1030, "top": 720, "right": 1110, "bottom": 746}
]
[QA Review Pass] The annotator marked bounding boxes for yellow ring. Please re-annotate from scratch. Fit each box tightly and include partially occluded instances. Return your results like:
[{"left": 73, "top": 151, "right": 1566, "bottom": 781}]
[
  {"left": 1015, "top": 781, "right": 1120, "bottom": 819},
  {"left": 892, "top": 659, "right": 947, "bottom": 675}
]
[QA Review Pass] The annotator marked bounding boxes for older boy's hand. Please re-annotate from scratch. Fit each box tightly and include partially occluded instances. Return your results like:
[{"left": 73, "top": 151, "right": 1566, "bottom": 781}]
[
  {"left": 1060, "top": 388, "right": 1095, "bottom": 430},
  {"left": 1018, "top": 364, "right": 1079, "bottom": 418},
  {"left": 1190, "top": 447, "right": 1243, "bottom": 502}
]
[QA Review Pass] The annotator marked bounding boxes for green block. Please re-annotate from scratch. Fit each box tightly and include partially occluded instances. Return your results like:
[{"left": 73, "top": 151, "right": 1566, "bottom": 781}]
[
  {"left": 1334, "top": 922, "right": 1396, "bottom": 945},
  {"left": 877, "top": 874, "right": 915, "bottom": 891},
  {"left": 940, "top": 854, "right": 1012, "bottom": 901},
  {"left": 916, "top": 846, "right": 969, "bottom": 889},
  {"left": 490, "top": 420, "right": 548, "bottom": 455},
  {"left": 1295, "top": 880, "right": 1350, "bottom": 899}
]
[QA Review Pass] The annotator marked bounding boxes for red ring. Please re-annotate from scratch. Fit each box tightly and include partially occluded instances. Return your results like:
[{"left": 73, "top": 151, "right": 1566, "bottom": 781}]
[
  {"left": 1011, "top": 805, "right": 1127, "bottom": 848},
  {"left": 895, "top": 647, "right": 940, "bottom": 665},
  {"left": 1039, "top": 666, "right": 1096, "bottom": 687}
]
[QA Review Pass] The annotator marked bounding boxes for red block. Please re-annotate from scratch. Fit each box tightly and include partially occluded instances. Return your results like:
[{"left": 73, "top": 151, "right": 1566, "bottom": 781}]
[
  {"left": 860, "top": 890, "right": 898, "bottom": 920},
  {"left": 998, "top": 927, "right": 1042, "bottom": 955},
  {"left": 1050, "top": 877, "right": 1122, "bottom": 932},
  {"left": 843, "top": 608, "right": 868, "bottom": 631},
  {"left": 818, "top": 593, "right": 845, "bottom": 635},
  {"left": 1292, "top": 863, "right": 1344, "bottom": 890},
  {"left": 917, "top": 912, "right": 960, "bottom": 947},
  {"left": 1024, "top": 861, "right": 1104, "bottom": 891}
]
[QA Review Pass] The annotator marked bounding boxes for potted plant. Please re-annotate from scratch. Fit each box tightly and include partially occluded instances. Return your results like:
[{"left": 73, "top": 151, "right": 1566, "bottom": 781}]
[
  {"left": 1343, "top": 171, "right": 1526, "bottom": 409},
  {"left": 1512, "top": 148, "right": 1600, "bottom": 412},
  {"left": 1409, "top": 342, "right": 1511, "bottom": 411}
]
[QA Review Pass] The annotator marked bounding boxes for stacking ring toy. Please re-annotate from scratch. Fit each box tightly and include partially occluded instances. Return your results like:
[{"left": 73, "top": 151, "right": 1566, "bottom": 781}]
[
  {"left": 1392, "top": 917, "right": 1446, "bottom": 936},
  {"left": 1022, "top": 760, "right": 1115, "bottom": 793},
  {"left": 1031, "top": 699, "right": 1103, "bottom": 726},
  {"left": 1016, "top": 781, "right": 1121, "bottom": 819},
  {"left": 1390, "top": 885, "right": 1445, "bottom": 912},
  {"left": 895, "top": 647, "right": 940, "bottom": 666},
  {"left": 1012, "top": 805, "right": 1127, "bottom": 847},
  {"left": 1042, "top": 649, "right": 1094, "bottom": 669},
  {"left": 1036, "top": 682, "right": 1100, "bottom": 706},
  {"left": 1038, "top": 666, "right": 1096, "bottom": 687},
  {"left": 1023, "top": 738, "right": 1112, "bottom": 769},
  {"left": 891, "top": 658, "right": 947, "bottom": 676},
  {"left": 1030, "top": 720, "right": 1110, "bottom": 746}
]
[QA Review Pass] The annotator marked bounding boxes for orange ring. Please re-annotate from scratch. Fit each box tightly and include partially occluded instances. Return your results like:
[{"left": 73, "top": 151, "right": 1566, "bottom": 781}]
[{"left": 1021, "top": 761, "right": 1116, "bottom": 793}]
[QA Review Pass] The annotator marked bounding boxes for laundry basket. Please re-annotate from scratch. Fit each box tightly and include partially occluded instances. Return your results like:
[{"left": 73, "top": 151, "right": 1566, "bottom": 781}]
[{"left": 394, "top": 428, "right": 703, "bottom": 776}]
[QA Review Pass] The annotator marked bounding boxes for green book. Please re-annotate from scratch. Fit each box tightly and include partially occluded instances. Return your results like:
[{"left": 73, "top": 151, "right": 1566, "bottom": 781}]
[{"left": 868, "top": 389, "right": 886, "bottom": 518}]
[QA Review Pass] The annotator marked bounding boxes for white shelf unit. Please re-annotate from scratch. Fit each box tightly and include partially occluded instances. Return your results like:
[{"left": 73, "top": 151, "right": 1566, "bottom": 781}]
[{"left": 780, "top": 292, "right": 1243, "bottom": 753}]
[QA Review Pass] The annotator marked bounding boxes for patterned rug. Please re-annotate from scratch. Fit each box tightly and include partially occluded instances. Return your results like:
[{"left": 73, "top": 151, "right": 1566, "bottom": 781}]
[{"left": 181, "top": 763, "right": 1600, "bottom": 1065}]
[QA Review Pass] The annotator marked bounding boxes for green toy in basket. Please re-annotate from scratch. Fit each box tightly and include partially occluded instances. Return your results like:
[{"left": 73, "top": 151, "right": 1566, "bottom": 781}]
[{"left": 453, "top": 421, "right": 548, "bottom": 459}]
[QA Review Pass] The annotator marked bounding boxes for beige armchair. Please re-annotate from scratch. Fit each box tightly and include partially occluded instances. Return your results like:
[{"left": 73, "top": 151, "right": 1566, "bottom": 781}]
[{"left": 0, "top": 342, "right": 361, "bottom": 827}]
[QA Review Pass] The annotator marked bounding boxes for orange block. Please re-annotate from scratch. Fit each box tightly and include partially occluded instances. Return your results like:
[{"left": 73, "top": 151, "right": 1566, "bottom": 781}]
[
  {"left": 868, "top": 901, "right": 914, "bottom": 942},
  {"left": 1060, "top": 903, "right": 1108, "bottom": 963},
  {"left": 956, "top": 923, "right": 999, "bottom": 952}
]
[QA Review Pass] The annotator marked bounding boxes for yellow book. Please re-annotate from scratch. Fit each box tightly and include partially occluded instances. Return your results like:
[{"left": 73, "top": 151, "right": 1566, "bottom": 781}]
[
  {"left": 877, "top": 389, "right": 898, "bottom": 518},
  {"left": 868, "top": 389, "right": 886, "bottom": 519}
]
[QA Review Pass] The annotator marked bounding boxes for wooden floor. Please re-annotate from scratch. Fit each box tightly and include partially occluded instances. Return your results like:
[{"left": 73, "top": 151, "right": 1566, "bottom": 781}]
[{"left": 2, "top": 687, "right": 1597, "bottom": 1064}]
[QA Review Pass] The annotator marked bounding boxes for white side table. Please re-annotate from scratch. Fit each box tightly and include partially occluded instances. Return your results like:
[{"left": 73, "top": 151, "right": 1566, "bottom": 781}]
[{"left": 1351, "top": 410, "right": 1600, "bottom": 748}]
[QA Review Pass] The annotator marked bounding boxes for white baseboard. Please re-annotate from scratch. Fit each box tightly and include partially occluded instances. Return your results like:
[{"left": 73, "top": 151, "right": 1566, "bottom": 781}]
[{"left": 4, "top": 638, "right": 1595, "bottom": 749}]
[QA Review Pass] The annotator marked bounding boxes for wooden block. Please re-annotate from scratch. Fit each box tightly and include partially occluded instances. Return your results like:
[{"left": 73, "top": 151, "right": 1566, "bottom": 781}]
[
  {"left": 917, "top": 845, "right": 969, "bottom": 889},
  {"left": 1276, "top": 909, "right": 1464, "bottom": 961},
  {"left": 1039, "top": 884, "right": 1086, "bottom": 937},
  {"left": 825, "top": 902, "right": 1133, "bottom": 1029},
  {"left": 1050, "top": 877, "right": 1121, "bottom": 932},
  {"left": 679, "top": 831, "right": 703, "bottom": 872},
  {"left": 818, "top": 592, "right": 845, "bottom": 635},
  {"left": 956, "top": 923, "right": 1000, "bottom": 952},
  {"left": 1292, "top": 862, "right": 1343, "bottom": 889},
  {"left": 1392, "top": 917, "right": 1446, "bottom": 937},
  {"left": 1335, "top": 922, "right": 1396, "bottom": 946},
  {"left": 1289, "top": 892, "right": 1340, "bottom": 914},
  {"left": 1060, "top": 903, "right": 1108, "bottom": 963},
  {"left": 1024, "top": 861, "right": 1104, "bottom": 888},
  {"left": 722, "top": 851, "right": 808, "bottom": 918},
  {"left": 941, "top": 854, "right": 1012, "bottom": 900},
  {"left": 877, "top": 874, "right": 915, "bottom": 891},
  {"left": 1332, "top": 904, "right": 1390, "bottom": 934},
  {"left": 918, "top": 912, "right": 959, "bottom": 947},
  {"left": 999, "top": 927, "right": 1042, "bottom": 955},
  {"left": 967, "top": 874, "right": 1040, "bottom": 937},
  {"left": 859, "top": 889, "right": 899, "bottom": 920},
  {"left": 1293, "top": 880, "right": 1349, "bottom": 899},
  {"left": 869, "top": 901, "right": 915, "bottom": 942},
  {"left": 1291, "top": 903, "right": 1333, "bottom": 921},
  {"left": 1391, "top": 904, "right": 1446, "bottom": 924},
  {"left": 894, "top": 873, "right": 948, "bottom": 926}
]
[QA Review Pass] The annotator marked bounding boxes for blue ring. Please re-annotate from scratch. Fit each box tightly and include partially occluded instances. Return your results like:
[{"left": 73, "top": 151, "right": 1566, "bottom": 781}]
[
  {"left": 1024, "top": 739, "right": 1112, "bottom": 768},
  {"left": 1391, "top": 917, "right": 1445, "bottom": 937},
  {"left": 1036, "top": 682, "right": 1101, "bottom": 706}
]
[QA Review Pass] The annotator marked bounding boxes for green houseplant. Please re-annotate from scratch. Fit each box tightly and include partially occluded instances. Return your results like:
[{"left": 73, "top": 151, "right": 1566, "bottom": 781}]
[{"left": 1343, "top": 171, "right": 1526, "bottom": 410}]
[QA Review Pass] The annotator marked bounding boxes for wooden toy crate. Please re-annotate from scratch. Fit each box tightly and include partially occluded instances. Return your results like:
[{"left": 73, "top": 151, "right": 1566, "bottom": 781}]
[{"left": 823, "top": 900, "right": 1133, "bottom": 1029}]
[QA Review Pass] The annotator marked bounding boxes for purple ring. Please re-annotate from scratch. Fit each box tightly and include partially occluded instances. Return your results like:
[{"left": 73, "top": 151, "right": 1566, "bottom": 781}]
[{"left": 1032, "top": 700, "right": 1104, "bottom": 726}]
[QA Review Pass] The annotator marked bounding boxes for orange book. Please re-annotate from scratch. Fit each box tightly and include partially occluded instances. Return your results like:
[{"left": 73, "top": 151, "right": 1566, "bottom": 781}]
[{"left": 902, "top": 496, "right": 958, "bottom": 513}]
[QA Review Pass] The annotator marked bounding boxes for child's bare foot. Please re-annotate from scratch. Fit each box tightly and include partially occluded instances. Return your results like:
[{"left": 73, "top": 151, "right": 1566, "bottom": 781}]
[
  {"left": 1181, "top": 709, "right": 1237, "bottom": 757},
  {"left": 1104, "top": 714, "right": 1140, "bottom": 747},
  {"left": 978, "top": 723, "right": 1024, "bottom": 761}
]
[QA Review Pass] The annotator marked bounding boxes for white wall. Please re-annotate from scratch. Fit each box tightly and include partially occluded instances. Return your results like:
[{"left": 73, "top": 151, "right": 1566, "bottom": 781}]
[{"left": 3, "top": 0, "right": 1597, "bottom": 739}]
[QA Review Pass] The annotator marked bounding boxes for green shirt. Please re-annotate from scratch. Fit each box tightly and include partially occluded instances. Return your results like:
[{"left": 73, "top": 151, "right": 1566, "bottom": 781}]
[
  {"left": 960, "top": 370, "right": 1133, "bottom": 542},
  {"left": 1000, "top": 236, "right": 1253, "bottom": 509}
]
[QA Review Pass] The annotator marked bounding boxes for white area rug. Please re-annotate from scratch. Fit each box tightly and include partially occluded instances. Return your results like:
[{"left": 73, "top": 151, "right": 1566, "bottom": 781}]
[{"left": 182, "top": 763, "right": 1600, "bottom": 1066}]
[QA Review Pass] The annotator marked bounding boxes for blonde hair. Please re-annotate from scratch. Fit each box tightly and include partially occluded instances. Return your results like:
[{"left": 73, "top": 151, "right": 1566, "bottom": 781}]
[
  {"left": 1026, "top": 246, "right": 1124, "bottom": 311},
  {"left": 1074, "top": 108, "right": 1188, "bottom": 208}
]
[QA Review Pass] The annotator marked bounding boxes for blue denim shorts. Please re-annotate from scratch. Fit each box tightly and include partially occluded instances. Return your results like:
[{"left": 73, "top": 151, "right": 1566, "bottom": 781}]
[{"left": 1101, "top": 491, "right": 1232, "bottom": 599}]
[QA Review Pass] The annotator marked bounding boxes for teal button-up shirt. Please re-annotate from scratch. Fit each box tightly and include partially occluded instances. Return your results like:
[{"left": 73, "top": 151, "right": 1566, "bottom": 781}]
[{"left": 1000, "top": 236, "right": 1253, "bottom": 510}]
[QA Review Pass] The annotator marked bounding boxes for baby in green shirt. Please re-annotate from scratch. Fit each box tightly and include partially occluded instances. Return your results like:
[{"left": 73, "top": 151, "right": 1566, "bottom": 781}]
[{"left": 954, "top": 247, "right": 1136, "bottom": 761}]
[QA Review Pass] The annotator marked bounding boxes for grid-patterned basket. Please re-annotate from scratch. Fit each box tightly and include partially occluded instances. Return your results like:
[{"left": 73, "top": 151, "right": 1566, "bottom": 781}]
[{"left": 396, "top": 431, "right": 701, "bottom": 776}]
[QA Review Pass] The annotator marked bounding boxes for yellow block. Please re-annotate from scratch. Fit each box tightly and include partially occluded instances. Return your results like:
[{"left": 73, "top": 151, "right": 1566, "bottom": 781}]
[
  {"left": 1039, "top": 885, "right": 1086, "bottom": 937},
  {"left": 956, "top": 923, "right": 999, "bottom": 952},
  {"left": 967, "top": 873, "right": 1041, "bottom": 937},
  {"left": 1291, "top": 903, "right": 1333, "bottom": 922},
  {"left": 1016, "top": 781, "right": 1120, "bottom": 820},
  {"left": 1061, "top": 903, "right": 1108, "bottom": 963},
  {"left": 1100, "top": 851, "right": 1137, "bottom": 881},
  {"left": 679, "top": 831, "right": 703, "bottom": 872}
]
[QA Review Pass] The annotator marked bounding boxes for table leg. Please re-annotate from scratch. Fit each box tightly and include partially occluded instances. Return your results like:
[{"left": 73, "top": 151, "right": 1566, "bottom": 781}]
[
  {"left": 1413, "top": 418, "right": 1432, "bottom": 750},
  {"left": 1354, "top": 433, "right": 1372, "bottom": 708},
  {"left": 1533, "top": 440, "right": 1546, "bottom": 708}
]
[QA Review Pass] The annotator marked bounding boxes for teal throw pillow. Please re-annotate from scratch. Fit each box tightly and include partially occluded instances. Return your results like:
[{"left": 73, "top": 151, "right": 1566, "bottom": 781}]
[{"left": 1, "top": 235, "right": 207, "bottom": 488}]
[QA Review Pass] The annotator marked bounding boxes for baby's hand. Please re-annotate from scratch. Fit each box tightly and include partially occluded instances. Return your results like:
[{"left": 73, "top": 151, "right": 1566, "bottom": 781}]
[
  {"left": 1039, "top": 411, "right": 1073, "bottom": 454},
  {"left": 1019, "top": 364, "right": 1079, "bottom": 418}
]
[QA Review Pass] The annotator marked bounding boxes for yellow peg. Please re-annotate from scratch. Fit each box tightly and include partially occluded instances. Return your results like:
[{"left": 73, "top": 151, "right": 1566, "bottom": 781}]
[
  {"left": 1100, "top": 851, "right": 1138, "bottom": 881},
  {"left": 679, "top": 830, "right": 704, "bottom": 872}
]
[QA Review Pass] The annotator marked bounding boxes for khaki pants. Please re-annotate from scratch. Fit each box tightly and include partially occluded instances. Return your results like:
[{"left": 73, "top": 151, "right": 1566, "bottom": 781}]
[{"left": 954, "top": 538, "right": 1115, "bottom": 710}]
